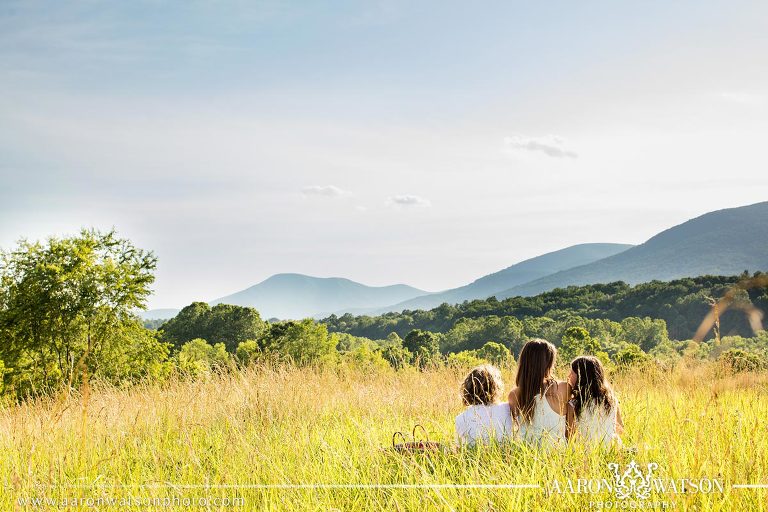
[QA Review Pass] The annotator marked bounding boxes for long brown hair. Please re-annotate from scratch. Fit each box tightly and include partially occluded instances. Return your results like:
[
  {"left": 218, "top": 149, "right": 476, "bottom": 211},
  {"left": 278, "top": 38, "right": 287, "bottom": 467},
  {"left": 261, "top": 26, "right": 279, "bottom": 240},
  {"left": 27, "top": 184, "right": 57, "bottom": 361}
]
[
  {"left": 515, "top": 339, "right": 557, "bottom": 422},
  {"left": 570, "top": 356, "right": 614, "bottom": 418}
]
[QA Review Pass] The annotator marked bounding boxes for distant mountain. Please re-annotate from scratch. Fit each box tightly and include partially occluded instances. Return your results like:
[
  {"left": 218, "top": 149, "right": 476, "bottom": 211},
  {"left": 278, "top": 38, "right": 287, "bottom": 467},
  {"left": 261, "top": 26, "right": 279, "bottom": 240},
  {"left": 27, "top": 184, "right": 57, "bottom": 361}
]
[
  {"left": 210, "top": 273, "right": 428, "bottom": 319},
  {"left": 138, "top": 308, "right": 180, "bottom": 320},
  {"left": 366, "top": 243, "right": 634, "bottom": 314},
  {"left": 498, "top": 201, "right": 768, "bottom": 298}
]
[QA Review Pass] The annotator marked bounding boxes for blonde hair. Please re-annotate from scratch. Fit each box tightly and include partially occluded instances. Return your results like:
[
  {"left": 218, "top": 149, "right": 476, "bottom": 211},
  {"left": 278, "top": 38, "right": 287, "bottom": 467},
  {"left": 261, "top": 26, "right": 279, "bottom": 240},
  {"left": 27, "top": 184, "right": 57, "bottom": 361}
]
[{"left": 461, "top": 364, "right": 504, "bottom": 406}]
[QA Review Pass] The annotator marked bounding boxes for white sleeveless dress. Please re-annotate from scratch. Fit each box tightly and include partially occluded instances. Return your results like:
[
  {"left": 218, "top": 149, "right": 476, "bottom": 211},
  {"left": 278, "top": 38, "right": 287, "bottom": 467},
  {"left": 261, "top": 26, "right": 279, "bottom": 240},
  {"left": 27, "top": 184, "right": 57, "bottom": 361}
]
[
  {"left": 575, "top": 398, "right": 622, "bottom": 448},
  {"left": 517, "top": 393, "right": 566, "bottom": 447}
]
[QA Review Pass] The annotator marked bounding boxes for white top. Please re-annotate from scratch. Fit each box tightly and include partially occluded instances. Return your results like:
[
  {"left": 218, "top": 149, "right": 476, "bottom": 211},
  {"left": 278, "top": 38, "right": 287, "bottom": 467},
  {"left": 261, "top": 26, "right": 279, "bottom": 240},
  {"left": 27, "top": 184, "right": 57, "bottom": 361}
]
[
  {"left": 575, "top": 398, "right": 622, "bottom": 448},
  {"left": 517, "top": 394, "right": 566, "bottom": 447},
  {"left": 455, "top": 403, "right": 514, "bottom": 446}
]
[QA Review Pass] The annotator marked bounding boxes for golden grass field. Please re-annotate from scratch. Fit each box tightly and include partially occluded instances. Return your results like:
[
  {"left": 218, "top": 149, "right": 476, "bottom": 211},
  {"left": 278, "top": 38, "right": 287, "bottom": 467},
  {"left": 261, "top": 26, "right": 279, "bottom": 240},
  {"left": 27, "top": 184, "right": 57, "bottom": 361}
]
[{"left": 1, "top": 362, "right": 767, "bottom": 511}]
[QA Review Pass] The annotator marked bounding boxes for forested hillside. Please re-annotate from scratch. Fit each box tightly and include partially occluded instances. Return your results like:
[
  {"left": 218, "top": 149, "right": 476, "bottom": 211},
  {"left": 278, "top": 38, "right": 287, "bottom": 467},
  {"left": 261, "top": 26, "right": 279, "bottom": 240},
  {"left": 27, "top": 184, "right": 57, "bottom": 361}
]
[{"left": 323, "top": 273, "right": 768, "bottom": 342}]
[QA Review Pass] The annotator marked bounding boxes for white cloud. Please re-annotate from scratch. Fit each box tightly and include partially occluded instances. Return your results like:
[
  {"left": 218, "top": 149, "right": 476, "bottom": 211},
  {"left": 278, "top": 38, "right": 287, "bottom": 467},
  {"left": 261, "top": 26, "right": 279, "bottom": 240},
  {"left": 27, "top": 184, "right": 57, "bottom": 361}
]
[
  {"left": 503, "top": 135, "right": 578, "bottom": 158},
  {"left": 387, "top": 195, "right": 432, "bottom": 208},
  {"left": 717, "top": 92, "right": 765, "bottom": 106},
  {"left": 301, "top": 185, "right": 351, "bottom": 197}
]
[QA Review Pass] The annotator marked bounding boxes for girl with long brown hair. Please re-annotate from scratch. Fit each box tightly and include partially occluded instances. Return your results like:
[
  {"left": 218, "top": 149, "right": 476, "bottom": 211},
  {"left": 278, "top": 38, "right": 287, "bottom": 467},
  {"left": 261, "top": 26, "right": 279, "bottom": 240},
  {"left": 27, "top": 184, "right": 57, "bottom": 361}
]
[
  {"left": 508, "top": 339, "right": 570, "bottom": 446},
  {"left": 565, "top": 355, "right": 624, "bottom": 447}
]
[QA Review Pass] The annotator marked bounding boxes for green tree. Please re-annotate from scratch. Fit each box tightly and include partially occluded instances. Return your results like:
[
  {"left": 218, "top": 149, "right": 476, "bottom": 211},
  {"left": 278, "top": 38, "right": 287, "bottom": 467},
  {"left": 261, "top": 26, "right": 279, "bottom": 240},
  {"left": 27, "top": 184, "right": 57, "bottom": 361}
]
[
  {"left": 0, "top": 229, "right": 159, "bottom": 396},
  {"left": 341, "top": 342, "right": 390, "bottom": 371},
  {"left": 614, "top": 343, "right": 649, "bottom": 367},
  {"left": 620, "top": 317, "right": 669, "bottom": 352},
  {"left": 560, "top": 326, "right": 601, "bottom": 362},
  {"left": 176, "top": 338, "right": 231, "bottom": 375},
  {"left": 263, "top": 320, "right": 338, "bottom": 365},
  {"left": 380, "top": 333, "right": 411, "bottom": 370},
  {"left": 235, "top": 339, "right": 261, "bottom": 366},
  {"left": 476, "top": 341, "right": 513, "bottom": 367},
  {"left": 718, "top": 348, "right": 766, "bottom": 373},
  {"left": 403, "top": 329, "right": 440, "bottom": 368},
  {"left": 160, "top": 302, "right": 266, "bottom": 352},
  {"left": 446, "top": 351, "right": 485, "bottom": 369},
  {"left": 443, "top": 316, "right": 524, "bottom": 354}
]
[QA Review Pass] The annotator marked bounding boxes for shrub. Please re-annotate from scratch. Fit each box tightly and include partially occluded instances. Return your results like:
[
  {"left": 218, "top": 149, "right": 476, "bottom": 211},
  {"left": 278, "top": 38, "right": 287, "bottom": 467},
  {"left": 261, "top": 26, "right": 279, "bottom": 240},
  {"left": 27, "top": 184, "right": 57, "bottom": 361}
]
[
  {"left": 177, "top": 339, "right": 231, "bottom": 376},
  {"left": 235, "top": 340, "right": 261, "bottom": 366},
  {"left": 614, "top": 343, "right": 650, "bottom": 367},
  {"left": 340, "top": 343, "right": 390, "bottom": 371},
  {"left": 718, "top": 349, "right": 766, "bottom": 373},
  {"left": 446, "top": 351, "right": 485, "bottom": 369},
  {"left": 476, "top": 341, "right": 513, "bottom": 367}
]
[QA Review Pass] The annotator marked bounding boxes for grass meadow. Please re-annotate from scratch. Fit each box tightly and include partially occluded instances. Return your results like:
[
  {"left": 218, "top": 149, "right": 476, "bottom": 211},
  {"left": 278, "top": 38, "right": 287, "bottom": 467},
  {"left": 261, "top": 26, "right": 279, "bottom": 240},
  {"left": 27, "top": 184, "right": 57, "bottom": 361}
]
[{"left": 2, "top": 362, "right": 767, "bottom": 511}]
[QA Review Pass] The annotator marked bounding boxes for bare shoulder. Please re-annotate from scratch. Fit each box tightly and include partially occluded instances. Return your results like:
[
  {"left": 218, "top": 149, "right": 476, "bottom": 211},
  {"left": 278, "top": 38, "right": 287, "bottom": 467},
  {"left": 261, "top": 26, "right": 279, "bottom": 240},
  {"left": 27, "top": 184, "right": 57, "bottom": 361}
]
[
  {"left": 554, "top": 380, "right": 571, "bottom": 401},
  {"left": 508, "top": 386, "right": 520, "bottom": 405}
]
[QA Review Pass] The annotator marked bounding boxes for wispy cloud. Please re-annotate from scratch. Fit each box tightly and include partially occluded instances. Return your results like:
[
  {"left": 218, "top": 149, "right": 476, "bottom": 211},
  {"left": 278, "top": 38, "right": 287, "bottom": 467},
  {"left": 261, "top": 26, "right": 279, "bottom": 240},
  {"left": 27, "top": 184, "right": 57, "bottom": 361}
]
[
  {"left": 503, "top": 135, "right": 578, "bottom": 158},
  {"left": 301, "top": 185, "right": 351, "bottom": 197},
  {"left": 387, "top": 195, "right": 431, "bottom": 208}
]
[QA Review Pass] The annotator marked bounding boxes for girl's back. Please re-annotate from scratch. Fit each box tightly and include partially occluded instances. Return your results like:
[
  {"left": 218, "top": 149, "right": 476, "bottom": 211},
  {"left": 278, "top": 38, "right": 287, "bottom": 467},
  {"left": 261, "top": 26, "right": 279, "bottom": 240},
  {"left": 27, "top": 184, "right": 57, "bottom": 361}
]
[
  {"left": 455, "top": 403, "right": 513, "bottom": 445},
  {"left": 517, "top": 391, "right": 566, "bottom": 446},
  {"left": 574, "top": 398, "right": 621, "bottom": 448}
]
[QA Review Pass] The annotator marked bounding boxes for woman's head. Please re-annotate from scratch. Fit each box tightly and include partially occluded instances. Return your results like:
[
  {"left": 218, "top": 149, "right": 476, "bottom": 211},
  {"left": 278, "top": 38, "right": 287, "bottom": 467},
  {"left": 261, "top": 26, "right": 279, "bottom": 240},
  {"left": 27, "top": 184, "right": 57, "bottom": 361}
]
[
  {"left": 515, "top": 339, "right": 557, "bottom": 422},
  {"left": 569, "top": 355, "right": 614, "bottom": 417},
  {"left": 461, "top": 364, "right": 504, "bottom": 406}
]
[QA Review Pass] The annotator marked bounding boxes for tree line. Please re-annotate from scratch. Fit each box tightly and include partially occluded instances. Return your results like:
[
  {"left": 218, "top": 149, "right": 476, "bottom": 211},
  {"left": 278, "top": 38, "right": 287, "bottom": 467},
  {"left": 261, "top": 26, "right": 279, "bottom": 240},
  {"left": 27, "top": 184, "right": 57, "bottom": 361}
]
[
  {"left": 322, "top": 274, "right": 768, "bottom": 342},
  {"left": 2, "top": 230, "right": 766, "bottom": 401}
]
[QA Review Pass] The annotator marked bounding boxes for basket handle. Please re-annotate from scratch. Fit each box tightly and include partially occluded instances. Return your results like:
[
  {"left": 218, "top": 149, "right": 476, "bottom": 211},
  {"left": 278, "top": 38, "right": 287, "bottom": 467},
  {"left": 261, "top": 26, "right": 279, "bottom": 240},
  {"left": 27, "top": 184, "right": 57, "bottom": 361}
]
[
  {"left": 412, "top": 424, "right": 430, "bottom": 443},
  {"left": 392, "top": 431, "right": 407, "bottom": 448}
]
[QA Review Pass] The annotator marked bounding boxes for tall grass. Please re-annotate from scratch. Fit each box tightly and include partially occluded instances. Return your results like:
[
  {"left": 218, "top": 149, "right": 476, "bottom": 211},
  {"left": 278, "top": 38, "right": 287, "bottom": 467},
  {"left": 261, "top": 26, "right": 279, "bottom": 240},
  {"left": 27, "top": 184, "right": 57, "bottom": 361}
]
[{"left": 1, "top": 363, "right": 767, "bottom": 510}]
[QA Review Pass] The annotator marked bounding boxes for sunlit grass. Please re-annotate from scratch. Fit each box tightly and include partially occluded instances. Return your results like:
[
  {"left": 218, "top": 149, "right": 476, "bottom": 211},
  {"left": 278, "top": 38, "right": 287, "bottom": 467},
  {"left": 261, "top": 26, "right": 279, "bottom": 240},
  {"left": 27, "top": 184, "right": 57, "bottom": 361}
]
[{"left": 1, "top": 362, "right": 767, "bottom": 510}]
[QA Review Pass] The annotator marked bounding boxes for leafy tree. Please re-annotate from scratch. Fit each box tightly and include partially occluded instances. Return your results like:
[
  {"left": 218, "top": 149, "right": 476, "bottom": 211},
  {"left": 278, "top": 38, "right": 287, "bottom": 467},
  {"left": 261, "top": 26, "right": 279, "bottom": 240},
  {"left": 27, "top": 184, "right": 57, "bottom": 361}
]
[
  {"left": 446, "top": 351, "right": 485, "bottom": 369},
  {"left": 160, "top": 302, "right": 266, "bottom": 352},
  {"left": 403, "top": 329, "right": 440, "bottom": 368},
  {"left": 235, "top": 339, "right": 261, "bottom": 366},
  {"left": 335, "top": 333, "right": 376, "bottom": 353},
  {"left": 341, "top": 342, "right": 390, "bottom": 370},
  {"left": 0, "top": 229, "right": 159, "bottom": 396},
  {"left": 649, "top": 339, "right": 683, "bottom": 363},
  {"left": 718, "top": 348, "right": 766, "bottom": 373},
  {"left": 476, "top": 341, "right": 513, "bottom": 367},
  {"left": 560, "top": 327, "right": 601, "bottom": 362},
  {"left": 386, "top": 332, "right": 403, "bottom": 346},
  {"left": 620, "top": 317, "right": 669, "bottom": 352},
  {"left": 614, "top": 343, "right": 649, "bottom": 367},
  {"left": 176, "top": 338, "right": 231, "bottom": 375},
  {"left": 263, "top": 320, "right": 338, "bottom": 365},
  {"left": 93, "top": 321, "right": 172, "bottom": 381},
  {"left": 380, "top": 333, "right": 411, "bottom": 370},
  {"left": 443, "top": 316, "right": 524, "bottom": 354}
]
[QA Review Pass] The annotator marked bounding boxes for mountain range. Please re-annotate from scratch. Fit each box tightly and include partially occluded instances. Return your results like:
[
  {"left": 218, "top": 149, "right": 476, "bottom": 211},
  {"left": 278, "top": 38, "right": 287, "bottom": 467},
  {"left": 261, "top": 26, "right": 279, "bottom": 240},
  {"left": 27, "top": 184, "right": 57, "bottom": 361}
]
[
  {"left": 364, "top": 243, "right": 633, "bottom": 314},
  {"left": 140, "top": 201, "right": 768, "bottom": 321},
  {"left": 497, "top": 201, "right": 768, "bottom": 298}
]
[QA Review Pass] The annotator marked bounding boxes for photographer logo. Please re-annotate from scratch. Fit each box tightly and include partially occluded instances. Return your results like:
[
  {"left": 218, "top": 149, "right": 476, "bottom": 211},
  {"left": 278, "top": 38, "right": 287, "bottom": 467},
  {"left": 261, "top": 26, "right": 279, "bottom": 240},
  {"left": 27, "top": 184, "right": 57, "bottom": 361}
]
[{"left": 547, "top": 460, "right": 724, "bottom": 509}]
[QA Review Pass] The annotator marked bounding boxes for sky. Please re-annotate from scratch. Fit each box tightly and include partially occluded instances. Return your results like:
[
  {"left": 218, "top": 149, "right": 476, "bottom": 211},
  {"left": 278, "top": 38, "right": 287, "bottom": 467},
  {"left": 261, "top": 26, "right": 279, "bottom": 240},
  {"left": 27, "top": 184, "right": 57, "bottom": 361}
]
[{"left": 1, "top": 1, "right": 767, "bottom": 310}]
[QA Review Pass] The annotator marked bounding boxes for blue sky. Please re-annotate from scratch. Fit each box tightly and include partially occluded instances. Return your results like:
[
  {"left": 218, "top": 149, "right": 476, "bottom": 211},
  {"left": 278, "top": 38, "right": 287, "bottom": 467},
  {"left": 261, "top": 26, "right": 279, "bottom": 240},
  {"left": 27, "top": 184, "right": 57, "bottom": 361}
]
[{"left": 1, "top": 1, "right": 767, "bottom": 309}]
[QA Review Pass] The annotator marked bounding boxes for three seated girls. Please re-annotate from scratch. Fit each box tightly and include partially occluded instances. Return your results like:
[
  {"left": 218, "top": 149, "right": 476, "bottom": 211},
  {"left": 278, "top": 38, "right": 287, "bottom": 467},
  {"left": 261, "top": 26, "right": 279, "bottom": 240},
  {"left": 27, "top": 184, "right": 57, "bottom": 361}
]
[{"left": 455, "top": 338, "right": 624, "bottom": 448}]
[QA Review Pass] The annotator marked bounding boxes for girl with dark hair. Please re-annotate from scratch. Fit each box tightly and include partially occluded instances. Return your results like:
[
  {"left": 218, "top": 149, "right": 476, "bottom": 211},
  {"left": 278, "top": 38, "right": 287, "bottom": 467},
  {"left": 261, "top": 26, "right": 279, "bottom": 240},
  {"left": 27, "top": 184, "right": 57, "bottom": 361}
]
[
  {"left": 565, "top": 356, "right": 624, "bottom": 448},
  {"left": 508, "top": 339, "right": 571, "bottom": 446}
]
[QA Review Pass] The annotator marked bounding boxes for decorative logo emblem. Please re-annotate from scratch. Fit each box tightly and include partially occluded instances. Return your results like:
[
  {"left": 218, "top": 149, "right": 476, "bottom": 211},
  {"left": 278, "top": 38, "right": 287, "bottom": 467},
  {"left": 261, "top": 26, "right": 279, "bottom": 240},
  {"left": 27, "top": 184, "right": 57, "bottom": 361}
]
[{"left": 607, "top": 460, "right": 659, "bottom": 500}]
